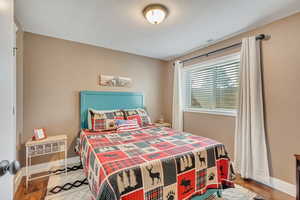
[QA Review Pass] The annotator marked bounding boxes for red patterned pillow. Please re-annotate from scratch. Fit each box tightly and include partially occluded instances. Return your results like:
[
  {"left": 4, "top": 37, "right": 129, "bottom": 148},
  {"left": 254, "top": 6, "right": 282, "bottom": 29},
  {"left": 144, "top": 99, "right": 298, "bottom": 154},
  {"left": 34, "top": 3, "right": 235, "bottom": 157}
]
[
  {"left": 89, "top": 109, "right": 125, "bottom": 131},
  {"left": 91, "top": 118, "right": 116, "bottom": 131},
  {"left": 123, "top": 108, "right": 151, "bottom": 127}
]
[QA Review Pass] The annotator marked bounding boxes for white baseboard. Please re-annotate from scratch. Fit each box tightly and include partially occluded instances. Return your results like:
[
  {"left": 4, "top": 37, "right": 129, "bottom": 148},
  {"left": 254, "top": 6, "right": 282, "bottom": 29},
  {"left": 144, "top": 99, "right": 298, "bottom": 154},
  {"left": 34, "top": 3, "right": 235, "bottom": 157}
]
[
  {"left": 14, "top": 170, "right": 24, "bottom": 194},
  {"left": 233, "top": 162, "right": 296, "bottom": 197},
  {"left": 267, "top": 177, "right": 296, "bottom": 197},
  {"left": 250, "top": 174, "right": 296, "bottom": 197},
  {"left": 243, "top": 174, "right": 296, "bottom": 197},
  {"left": 14, "top": 156, "right": 80, "bottom": 193}
]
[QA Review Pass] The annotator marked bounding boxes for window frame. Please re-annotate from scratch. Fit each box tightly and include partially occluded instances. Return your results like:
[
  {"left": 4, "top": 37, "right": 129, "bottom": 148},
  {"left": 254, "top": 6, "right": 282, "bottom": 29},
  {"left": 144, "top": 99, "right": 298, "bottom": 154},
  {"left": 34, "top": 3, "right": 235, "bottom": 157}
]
[{"left": 182, "top": 52, "right": 240, "bottom": 117}]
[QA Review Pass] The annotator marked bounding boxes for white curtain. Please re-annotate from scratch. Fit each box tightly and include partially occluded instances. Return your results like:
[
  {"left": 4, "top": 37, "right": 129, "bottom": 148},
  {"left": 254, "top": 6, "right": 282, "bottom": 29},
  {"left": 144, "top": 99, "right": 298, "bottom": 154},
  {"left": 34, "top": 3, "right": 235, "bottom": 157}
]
[
  {"left": 172, "top": 61, "right": 183, "bottom": 131},
  {"left": 234, "top": 36, "right": 270, "bottom": 183}
]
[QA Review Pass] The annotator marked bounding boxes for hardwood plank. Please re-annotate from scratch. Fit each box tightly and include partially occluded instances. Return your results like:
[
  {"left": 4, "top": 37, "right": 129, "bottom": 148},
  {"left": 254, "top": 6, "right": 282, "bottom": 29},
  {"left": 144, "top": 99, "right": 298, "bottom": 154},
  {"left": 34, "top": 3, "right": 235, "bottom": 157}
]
[{"left": 14, "top": 176, "right": 48, "bottom": 200}]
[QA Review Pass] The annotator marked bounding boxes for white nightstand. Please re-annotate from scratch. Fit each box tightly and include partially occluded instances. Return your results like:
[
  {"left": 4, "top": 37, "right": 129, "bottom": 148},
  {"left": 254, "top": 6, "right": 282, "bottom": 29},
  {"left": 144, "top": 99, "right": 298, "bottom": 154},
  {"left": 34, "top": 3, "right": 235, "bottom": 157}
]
[
  {"left": 25, "top": 135, "right": 67, "bottom": 189},
  {"left": 153, "top": 122, "right": 172, "bottom": 128}
]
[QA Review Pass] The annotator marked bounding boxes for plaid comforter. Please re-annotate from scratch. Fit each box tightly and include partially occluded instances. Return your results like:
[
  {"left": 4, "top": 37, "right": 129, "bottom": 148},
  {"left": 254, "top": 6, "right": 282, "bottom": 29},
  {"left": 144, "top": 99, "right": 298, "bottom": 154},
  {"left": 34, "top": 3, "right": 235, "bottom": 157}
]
[{"left": 79, "top": 126, "right": 234, "bottom": 200}]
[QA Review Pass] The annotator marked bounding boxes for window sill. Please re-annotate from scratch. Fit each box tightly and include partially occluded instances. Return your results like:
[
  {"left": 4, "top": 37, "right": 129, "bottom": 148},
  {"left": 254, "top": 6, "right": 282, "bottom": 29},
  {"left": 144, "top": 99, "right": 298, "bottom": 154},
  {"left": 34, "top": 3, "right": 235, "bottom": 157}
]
[{"left": 183, "top": 108, "right": 237, "bottom": 117}]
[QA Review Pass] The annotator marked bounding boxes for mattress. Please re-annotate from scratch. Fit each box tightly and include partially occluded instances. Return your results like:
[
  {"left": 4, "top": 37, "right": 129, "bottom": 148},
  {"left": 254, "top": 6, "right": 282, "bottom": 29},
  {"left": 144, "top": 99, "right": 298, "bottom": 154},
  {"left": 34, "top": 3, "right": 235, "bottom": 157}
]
[{"left": 78, "top": 125, "right": 234, "bottom": 200}]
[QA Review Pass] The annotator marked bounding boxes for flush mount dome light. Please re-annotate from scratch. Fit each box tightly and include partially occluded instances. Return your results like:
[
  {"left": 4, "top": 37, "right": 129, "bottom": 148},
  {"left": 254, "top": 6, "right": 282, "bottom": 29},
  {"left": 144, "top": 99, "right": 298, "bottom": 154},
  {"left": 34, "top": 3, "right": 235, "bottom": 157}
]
[{"left": 143, "top": 4, "right": 168, "bottom": 24}]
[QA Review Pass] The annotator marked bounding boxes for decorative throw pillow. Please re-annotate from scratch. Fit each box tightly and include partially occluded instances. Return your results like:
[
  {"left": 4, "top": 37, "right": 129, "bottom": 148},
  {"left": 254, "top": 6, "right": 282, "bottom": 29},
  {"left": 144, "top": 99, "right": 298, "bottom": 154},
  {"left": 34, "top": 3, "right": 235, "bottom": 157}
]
[
  {"left": 92, "top": 118, "right": 116, "bottom": 131},
  {"left": 89, "top": 109, "right": 125, "bottom": 131},
  {"left": 116, "top": 120, "right": 141, "bottom": 132},
  {"left": 88, "top": 109, "right": 115, "bottom": 129},
  {"left": 123, "top": 108, "right": 151, "bottom": 127}
]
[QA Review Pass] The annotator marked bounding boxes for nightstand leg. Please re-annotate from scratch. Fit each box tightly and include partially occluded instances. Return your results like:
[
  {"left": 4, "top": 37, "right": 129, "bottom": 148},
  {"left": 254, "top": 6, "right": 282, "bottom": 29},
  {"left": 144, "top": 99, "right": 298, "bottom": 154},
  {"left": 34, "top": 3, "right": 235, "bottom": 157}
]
[
  {"left": 65, "top": 140, "right": 67, "bottom": 176},
  {"left": 25, "top": 149, "right": 29, "bottom": 192},
  {"left": 25, "top": 149, "right": 28, "bottom": 191}
]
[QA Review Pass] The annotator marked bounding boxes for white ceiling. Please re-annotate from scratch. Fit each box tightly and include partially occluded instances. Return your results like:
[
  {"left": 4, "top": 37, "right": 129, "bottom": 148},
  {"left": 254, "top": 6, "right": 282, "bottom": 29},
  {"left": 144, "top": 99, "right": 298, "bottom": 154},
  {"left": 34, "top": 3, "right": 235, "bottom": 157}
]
[{"left": 15, "top": 0, "right": 300, "bottom": 60}]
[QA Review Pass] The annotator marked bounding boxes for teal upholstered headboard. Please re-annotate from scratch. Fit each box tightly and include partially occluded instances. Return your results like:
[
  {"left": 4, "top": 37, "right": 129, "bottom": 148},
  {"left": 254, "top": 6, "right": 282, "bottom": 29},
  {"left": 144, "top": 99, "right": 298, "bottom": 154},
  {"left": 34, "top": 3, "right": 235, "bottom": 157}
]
[{"left": 80, "top": 91, "right": 144, "bottom": 129}]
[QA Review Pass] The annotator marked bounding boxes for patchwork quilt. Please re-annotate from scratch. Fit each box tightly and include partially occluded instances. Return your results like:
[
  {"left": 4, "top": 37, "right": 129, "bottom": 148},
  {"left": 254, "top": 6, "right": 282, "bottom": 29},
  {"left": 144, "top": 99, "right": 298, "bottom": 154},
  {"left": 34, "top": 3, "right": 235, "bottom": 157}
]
[{"left": 79, "top": 126, "right": 234, "bottom": 200}]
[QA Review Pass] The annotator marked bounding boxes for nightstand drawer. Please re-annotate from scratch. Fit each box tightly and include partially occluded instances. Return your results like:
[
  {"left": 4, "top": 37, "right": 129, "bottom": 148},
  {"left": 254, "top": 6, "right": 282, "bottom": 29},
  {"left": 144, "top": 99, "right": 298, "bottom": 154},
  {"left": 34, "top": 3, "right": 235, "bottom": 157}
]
[{"left": 27, "top": 141, "right": 66, "bottom": 157}]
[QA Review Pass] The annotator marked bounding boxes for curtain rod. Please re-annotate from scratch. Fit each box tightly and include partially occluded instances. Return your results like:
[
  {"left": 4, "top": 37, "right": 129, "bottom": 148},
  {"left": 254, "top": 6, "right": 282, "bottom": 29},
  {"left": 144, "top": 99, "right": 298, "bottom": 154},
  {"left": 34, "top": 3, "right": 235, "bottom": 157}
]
[{"left": 177, "top": 34, "right": 266, "bottom": 64}]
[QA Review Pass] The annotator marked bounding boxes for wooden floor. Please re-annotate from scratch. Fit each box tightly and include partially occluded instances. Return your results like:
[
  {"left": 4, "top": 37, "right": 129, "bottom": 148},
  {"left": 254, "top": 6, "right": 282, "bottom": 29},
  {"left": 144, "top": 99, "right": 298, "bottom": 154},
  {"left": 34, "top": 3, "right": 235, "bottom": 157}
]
[
  {"left": 14, "top": 176, "right": 49, "bottom": 200},
  {"left": 14, "top": 175, "right": 295, "bottom": 200}
]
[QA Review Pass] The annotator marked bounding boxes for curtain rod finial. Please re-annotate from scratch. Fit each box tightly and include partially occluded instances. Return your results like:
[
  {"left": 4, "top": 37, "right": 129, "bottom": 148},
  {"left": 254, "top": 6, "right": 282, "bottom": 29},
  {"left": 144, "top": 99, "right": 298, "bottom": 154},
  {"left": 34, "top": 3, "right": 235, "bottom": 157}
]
[
  {"left": 257, "top": 34, "right": 265, "bottom": 40},
  {"left": 257, "top": 34, "right": 271, "bottom": 40},
  {"left": 173, "top": 60, "right": 182, "bottom": 66}
]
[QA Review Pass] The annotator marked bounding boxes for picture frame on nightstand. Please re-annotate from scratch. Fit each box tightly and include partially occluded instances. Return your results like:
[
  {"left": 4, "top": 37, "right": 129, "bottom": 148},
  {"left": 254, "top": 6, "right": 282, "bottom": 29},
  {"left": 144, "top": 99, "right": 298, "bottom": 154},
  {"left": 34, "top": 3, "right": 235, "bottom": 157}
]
[{"left": 33, "top": 128, "right": 47, "bottom": 140}]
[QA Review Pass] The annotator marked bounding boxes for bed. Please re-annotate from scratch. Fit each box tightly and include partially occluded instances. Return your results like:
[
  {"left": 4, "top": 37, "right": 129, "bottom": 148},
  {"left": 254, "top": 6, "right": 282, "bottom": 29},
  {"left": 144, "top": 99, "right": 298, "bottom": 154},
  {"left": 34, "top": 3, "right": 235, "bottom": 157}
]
[{"left": 78, "top": 91, "right": 234, "bottom": 200}]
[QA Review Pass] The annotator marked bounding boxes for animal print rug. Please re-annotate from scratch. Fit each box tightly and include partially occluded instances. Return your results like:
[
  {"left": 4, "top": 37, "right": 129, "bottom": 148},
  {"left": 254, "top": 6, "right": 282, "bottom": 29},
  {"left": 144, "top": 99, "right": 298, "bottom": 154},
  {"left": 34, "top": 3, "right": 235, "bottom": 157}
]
[{"left": 45, "top": 165, "right": 260, "bottom": 200}]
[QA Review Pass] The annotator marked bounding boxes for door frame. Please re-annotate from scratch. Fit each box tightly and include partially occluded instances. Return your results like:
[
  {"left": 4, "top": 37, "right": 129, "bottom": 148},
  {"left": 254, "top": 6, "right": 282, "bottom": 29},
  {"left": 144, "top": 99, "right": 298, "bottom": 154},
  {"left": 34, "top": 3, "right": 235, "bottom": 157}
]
[{"left": 0, "top": 0, "right": 16, "bottom": 199}]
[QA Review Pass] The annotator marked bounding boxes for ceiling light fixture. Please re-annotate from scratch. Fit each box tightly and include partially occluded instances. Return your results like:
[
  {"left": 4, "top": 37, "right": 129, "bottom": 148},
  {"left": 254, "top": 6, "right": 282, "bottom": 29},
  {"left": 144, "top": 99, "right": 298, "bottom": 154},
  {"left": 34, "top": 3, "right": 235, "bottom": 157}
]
[{"left": 143, "top": 4, "right": 168, "bottom": 24}]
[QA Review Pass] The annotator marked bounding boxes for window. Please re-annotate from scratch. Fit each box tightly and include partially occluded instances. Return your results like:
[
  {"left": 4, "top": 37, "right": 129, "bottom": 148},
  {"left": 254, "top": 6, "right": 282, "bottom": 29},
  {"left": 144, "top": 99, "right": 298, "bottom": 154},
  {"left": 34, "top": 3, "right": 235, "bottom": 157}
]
[{"left": 182, "top": 53, "right": 240, "bottom": 116}]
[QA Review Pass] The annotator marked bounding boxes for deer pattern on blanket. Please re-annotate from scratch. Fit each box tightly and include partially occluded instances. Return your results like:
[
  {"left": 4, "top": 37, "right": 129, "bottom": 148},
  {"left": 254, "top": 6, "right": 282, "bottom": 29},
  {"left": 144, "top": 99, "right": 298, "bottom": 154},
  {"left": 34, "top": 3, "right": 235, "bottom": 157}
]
[{"left": 79, "top": 126, "right": 234, "bottom": 200}]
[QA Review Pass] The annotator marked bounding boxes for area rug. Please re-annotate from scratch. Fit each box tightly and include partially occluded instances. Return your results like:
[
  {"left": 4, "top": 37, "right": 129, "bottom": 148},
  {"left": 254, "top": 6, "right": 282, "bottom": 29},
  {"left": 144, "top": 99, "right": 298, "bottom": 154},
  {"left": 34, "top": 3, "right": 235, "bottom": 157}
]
[
  {"left": 45, "top": 168, "right": 90, "bottom": 200},
  {"left": 45, "top": 165, "right": 261, "bottom": 200}
]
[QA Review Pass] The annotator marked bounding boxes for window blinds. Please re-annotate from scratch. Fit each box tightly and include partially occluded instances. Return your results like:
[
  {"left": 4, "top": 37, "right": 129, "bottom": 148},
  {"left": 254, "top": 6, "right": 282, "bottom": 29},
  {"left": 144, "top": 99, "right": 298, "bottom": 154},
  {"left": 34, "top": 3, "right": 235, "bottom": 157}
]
[{"left": 183, "top": 54, "right": 240, "bottom": 112}]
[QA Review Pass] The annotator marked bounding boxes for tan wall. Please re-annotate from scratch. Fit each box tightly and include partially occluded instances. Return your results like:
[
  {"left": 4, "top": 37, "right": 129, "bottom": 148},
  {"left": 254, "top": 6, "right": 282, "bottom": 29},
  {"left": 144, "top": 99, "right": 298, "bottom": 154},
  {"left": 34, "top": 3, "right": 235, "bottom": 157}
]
[
  {"left": 22, "top": 32, "right": 167, "bottom": 165},
  {"left": 164, "top": 12, "right": 300, "bottom": 184}
]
